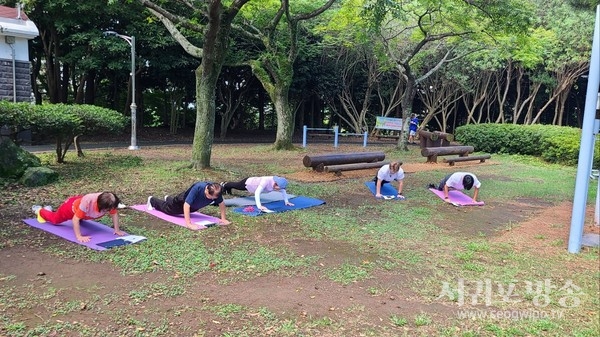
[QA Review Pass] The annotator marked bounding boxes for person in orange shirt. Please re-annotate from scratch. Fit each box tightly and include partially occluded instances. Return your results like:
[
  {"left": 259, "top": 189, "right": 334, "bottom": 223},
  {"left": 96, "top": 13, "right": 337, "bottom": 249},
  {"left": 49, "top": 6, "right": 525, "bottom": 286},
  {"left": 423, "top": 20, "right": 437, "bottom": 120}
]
[{"left": 32, "top": 192, "right": 124, "bottom": 243}]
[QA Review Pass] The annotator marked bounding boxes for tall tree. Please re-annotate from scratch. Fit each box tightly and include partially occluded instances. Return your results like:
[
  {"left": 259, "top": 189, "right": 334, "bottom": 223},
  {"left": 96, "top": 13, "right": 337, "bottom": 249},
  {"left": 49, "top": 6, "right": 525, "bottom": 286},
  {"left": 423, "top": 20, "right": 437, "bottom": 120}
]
[
  {"left": 363, "top": 0, "right": 532, "bottom": 149},
  {"left": 235, "top": 0, "right": 337, "bottom": 149},
  {"left": 216, "top": 66, "right": 252, "bottom": 139},
  {"left": 137, "top": 0, "right": 251, "bottom": 168},
  {"left": 528, "top": 0, "right": 593, "bottom": 125},
  {"left": 21, "top": 0, "right": 124, "bottom": 103}
]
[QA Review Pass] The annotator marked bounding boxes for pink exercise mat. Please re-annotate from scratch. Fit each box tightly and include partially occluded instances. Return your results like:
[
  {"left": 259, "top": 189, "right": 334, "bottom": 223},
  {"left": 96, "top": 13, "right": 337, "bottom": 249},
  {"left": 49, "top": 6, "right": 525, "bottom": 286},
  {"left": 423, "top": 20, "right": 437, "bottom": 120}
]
[
  {"left": 129, "top": 204, "right": 223, "bottom": 230},
  {"left": 429, "top": 188, "right": 485, "bottom": 206}
]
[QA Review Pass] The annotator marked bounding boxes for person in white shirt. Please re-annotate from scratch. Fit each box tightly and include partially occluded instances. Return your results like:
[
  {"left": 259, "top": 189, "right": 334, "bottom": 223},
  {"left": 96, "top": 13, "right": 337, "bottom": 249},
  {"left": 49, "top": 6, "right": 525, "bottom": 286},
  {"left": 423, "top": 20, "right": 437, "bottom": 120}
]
[
  {"left": 373, "top": 161, "right": 405, "bottom": 200},
  {"left": 221, "top": 176, "right": 293, "bottom": 212},
  {"left": 429, "top": 172, "right": 481, "bottom": 202}
]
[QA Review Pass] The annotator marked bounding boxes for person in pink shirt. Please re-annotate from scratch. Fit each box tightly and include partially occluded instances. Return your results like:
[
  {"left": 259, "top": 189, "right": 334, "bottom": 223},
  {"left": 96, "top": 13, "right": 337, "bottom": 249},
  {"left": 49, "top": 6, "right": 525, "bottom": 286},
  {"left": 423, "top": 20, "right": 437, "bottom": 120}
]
[
  {"left": 221, "top": 176, "right": 294, "bottom": 212},
  {"left": 32, "top": 192, "right": 124, "bottom": 243}
]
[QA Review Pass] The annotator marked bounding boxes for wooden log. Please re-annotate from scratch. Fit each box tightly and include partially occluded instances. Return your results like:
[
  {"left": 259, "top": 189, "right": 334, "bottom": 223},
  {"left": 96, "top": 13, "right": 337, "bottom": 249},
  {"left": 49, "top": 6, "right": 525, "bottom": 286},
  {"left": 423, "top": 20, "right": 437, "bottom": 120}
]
[
  {"left": 324, "top": 161, "right": 390, "bottom": 173},
  {"left": 303, "top": 151, "right": 386, "bottom": 168},
  {"left": 418, "top": 130, "right": 454, "bottom": 148},
  {"left": 418, "top": 130, "right": 454, "bottom": 141},
  {"left": 443, "top": 154, "right": 491, "bottom": 166},
  {"left": 422, "top": 146, "right": 474, "bottom": 163},
  {"left": 421, "top": 146, "right": 474, "bottom": 157}
]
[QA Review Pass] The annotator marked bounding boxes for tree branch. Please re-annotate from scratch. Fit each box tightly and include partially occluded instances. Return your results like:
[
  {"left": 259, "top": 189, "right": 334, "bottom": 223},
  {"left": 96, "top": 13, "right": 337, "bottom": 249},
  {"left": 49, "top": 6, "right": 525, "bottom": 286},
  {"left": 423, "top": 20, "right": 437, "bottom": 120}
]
[
  {"left": 139, "top": 0, "right": 205, "bottom": 33},
  {"left": 294, "top": 0, "right": 338, "bottom": 21},
  {"left": 146, "top": 7, "right": 203, "bottom": 58}
]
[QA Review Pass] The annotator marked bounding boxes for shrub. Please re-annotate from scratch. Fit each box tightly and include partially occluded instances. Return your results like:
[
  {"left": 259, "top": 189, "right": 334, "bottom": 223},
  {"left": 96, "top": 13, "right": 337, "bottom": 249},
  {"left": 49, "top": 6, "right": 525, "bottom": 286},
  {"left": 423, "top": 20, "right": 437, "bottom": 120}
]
[
  {"left": 455, "top": 123, "right": 598, "bottom": 166},
  {"left": 0, "top": 101, "right": 35, "bottom": 142},
  {"left": 0, "top": 102, "right": 127, "bottom": 163}
]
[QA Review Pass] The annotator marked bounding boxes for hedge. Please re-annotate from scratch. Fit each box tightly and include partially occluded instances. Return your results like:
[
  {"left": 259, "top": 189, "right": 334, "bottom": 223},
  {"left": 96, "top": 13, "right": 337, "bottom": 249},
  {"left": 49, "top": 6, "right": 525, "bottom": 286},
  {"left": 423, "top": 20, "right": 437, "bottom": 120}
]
[
  {"left": 0, "top": 102, "right": 127, "bottom": 163},
  {"left": 454, "top": 123, "right": 599, "bottom": 167}
]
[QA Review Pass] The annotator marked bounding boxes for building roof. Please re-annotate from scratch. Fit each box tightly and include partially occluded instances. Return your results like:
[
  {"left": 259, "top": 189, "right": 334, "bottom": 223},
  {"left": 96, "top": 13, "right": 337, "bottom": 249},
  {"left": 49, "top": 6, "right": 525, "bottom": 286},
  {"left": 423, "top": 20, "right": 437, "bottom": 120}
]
[
  {"left": 0, "top": 5, "right": 38, "bottom": 39},
  {"left": 0, "top": 5, "right": 30, "bottom": 20}
]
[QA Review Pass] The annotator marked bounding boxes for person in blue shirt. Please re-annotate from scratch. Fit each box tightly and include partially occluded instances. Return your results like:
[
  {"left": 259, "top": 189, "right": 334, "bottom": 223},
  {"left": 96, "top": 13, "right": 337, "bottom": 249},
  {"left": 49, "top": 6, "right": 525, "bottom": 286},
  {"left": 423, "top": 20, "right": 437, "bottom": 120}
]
[
  {"left": 408, "top": 114, "right": 419, "bottom": 144},
  {"left": 147, "top": 182, "right": 231, "bottom": 229}
]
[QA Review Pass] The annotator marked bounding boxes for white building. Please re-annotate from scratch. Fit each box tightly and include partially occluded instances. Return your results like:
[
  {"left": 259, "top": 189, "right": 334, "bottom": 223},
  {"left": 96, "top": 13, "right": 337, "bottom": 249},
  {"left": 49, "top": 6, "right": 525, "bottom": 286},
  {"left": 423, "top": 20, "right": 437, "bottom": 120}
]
[{"left": 0, "top": 4, "right": 38, "bottom": 102}]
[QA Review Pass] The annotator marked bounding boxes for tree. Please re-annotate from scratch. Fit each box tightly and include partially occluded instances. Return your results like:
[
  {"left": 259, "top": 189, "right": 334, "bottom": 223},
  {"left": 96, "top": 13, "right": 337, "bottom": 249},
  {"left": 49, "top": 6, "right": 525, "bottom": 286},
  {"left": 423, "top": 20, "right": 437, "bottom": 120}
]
[
  {"left": 20, "top": 0, "right": 146, "bottom": 104},
  {"left": 235, "top": 0, "right": 338, "bottom": 149},
  {"left": 363, "top": 0, "right": 532, "bottom": 149},
  {"left": 528, "top": 0, "right": 593, "bottom": 125},
  {"left": 216, "top": 66, "right": 252, "bottom": 139},
  {"left": 138, "top": 0, "right": 252, "bottom": 168}
]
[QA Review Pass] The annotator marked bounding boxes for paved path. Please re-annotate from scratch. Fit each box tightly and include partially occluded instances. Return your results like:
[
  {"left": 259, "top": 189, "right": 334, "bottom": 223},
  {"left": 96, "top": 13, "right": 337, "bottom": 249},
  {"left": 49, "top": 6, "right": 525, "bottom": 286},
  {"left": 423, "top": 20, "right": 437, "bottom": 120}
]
[
  {"left": 21, "top": 135, "right": 399, "bottom": 153},
  {"left": 22, "top": 139, "right": 194, "bottom": 153}
]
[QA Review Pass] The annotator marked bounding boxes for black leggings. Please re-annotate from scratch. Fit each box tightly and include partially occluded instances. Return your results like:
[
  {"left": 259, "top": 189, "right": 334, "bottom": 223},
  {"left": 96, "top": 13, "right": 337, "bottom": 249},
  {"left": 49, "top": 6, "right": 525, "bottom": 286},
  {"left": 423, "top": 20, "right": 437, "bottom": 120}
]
[
  {"left": 373, "top": 176, "right": 391, "bottom": 184},
  {"left": 223, "top": 178, "right": 249, "bottom": 193},
  {"left": 149, "top": 191, "right": 198, "bottom": 215},
  {"left": 437, "top": 174, "right": 453, "bottom": 191}
]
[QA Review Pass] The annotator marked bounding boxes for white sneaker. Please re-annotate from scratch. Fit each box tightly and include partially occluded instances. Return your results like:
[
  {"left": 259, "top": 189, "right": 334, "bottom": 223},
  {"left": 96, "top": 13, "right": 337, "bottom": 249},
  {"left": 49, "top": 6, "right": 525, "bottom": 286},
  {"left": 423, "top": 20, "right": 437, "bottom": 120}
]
[
  {"left": 43, "top": 205, "right": 53, "bottom": 211},
  {"left": 146, "top": 196, "right": 154, "bottom": 211},
  {"left": 32, "top": 205, "right": 42, "bottom": 213},
  {"left": 117, "top": 203, "right": 127, "bottom": 209}
]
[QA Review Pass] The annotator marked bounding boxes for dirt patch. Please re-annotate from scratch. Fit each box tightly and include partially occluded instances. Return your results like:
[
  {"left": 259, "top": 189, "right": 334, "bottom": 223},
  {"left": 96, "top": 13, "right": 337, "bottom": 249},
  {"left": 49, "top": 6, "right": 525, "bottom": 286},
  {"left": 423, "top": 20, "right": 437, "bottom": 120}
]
[
  {"left": 430, "top": 200, "right": 548, "bottom": 237},
  {"left": 493, "top": 202, "right": 600, "bottom": 255}
]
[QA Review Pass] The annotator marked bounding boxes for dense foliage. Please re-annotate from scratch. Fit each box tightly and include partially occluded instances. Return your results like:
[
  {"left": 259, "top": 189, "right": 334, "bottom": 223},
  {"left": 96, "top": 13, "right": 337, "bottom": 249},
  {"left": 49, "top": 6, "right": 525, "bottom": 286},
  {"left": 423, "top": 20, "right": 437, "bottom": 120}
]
[
  {"left": 0, "top": 101, "right": 127, "bottom": 163},
  {"left": 455, "top": 123, "right": 600, "bottom": 167}
]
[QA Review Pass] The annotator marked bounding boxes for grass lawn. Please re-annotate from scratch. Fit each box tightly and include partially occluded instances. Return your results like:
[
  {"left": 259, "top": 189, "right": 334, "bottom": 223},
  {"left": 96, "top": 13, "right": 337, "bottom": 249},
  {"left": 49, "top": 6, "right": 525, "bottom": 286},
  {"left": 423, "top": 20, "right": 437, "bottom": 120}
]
[{"left": 0, "top": 141, "right": 598, "bottom": 336}]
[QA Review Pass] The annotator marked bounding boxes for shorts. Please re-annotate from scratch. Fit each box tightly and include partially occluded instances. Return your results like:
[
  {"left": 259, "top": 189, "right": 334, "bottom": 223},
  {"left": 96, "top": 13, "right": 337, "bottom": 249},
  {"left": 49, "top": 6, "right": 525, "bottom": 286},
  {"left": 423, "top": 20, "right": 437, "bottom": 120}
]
[{"left": 409, "top": 130, "right": 416, "bottom": 136}]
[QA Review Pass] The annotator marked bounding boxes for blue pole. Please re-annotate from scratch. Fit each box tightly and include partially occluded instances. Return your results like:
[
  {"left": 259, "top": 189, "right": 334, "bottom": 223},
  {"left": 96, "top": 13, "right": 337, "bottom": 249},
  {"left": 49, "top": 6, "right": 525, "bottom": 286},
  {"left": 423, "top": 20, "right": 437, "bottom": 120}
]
[
  {"left": 302, "top": 125, "right": 307, "bottom": 148},
  {"left": 568, "top": 5, "right": 600, "bottom": 253},
  {"left": 363, "top": 131, "right": 368, "bottom": 147},
  {"left": 334, "top": 126, "right": 339, "bottom": 148}
]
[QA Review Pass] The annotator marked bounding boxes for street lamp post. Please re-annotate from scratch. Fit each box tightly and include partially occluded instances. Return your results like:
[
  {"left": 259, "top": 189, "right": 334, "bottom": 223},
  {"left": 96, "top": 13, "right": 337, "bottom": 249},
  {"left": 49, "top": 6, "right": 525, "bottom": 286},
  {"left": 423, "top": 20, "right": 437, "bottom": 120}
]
[{"left": 103, "top": 31, "right": 139, "bottom": 150}]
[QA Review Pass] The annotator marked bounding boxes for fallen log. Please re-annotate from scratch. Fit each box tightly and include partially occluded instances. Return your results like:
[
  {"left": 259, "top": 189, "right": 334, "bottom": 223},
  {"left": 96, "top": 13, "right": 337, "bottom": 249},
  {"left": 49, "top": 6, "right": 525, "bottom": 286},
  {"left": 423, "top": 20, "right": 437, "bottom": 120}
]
[
  {"left": 323, "top": 161, "right": 390, "bottom": 174},
  {"left": 443, "top": 154, "right": 491, "bottom": 166},
  {"left": 303, "top": 151, "right": 386, "bottom": 168}
]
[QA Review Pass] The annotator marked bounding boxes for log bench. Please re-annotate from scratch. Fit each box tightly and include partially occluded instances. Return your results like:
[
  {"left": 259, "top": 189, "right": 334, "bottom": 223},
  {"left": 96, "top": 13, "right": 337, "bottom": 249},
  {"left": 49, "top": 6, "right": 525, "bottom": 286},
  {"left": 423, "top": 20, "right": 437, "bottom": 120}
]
[
  {"left": 323, "top": 161, "right": 390, "bottom": 175},
  {"left": 303, "top": 151, "right": 387, "bottom": 175},
  {"left": 443, "top": 154, "right": 491, "bottom": 166},
  {"left": 418, "top": 130, "right": 454, "bottom": 148},
  {"left": 421, "top": 146, "right": 474, "bottom": 163},
  {"left": 303, "top": 151, "right": 386, "bottom": 168}
]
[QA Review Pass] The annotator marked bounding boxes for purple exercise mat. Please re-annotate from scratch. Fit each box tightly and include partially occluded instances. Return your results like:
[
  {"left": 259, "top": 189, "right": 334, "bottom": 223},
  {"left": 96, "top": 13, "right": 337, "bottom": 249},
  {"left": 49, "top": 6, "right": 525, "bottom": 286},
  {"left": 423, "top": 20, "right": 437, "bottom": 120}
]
[
  {"left": 129, "top": 204, "right": 222, "bottom": 230},
  {"left": 22, "top": 218, "right": 130, "bottom": 251},
  {"left": 429, "top": 188, "right": 485, "bottom": 206}
]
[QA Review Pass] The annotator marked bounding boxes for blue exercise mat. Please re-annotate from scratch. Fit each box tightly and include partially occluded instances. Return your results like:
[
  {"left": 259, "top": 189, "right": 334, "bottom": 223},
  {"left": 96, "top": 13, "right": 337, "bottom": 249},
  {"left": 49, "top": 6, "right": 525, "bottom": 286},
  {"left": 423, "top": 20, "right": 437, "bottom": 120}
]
[
  {"left": 233, "top": 196, "right": 325, "bottom": 216},
  {"left": 223, "top": 191, "right": 296, "bottom": 207},
  {"left": 364, "top": 181, "right": 402, "bottom": 200}
]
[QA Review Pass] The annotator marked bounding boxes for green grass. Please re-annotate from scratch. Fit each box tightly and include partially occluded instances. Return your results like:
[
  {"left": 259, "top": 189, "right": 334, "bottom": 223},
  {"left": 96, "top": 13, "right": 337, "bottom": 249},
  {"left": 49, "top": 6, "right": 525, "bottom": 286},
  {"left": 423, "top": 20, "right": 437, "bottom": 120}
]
[
  {"left": 325, "top": 262, "right": 373, "bottom": 285},
  {"left": 414, "top": 313, "right": 432, "bottom": 326},
  {"left": 390, "top": 315, "right": 408, "bottom": 326}
]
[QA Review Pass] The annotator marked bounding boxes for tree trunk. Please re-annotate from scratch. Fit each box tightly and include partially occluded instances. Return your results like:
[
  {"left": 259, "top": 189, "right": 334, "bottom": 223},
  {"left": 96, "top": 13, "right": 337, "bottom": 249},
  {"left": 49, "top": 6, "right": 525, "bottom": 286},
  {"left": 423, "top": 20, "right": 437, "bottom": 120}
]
[
  {"left": 273, "top": 86, "right": 295, "bottom": 150},
  {"left": 192, "top": 64, "right": 219, "bottom": 169},
  {"left": 396, "top": 80, "right": 416, "bottom": 151}
]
